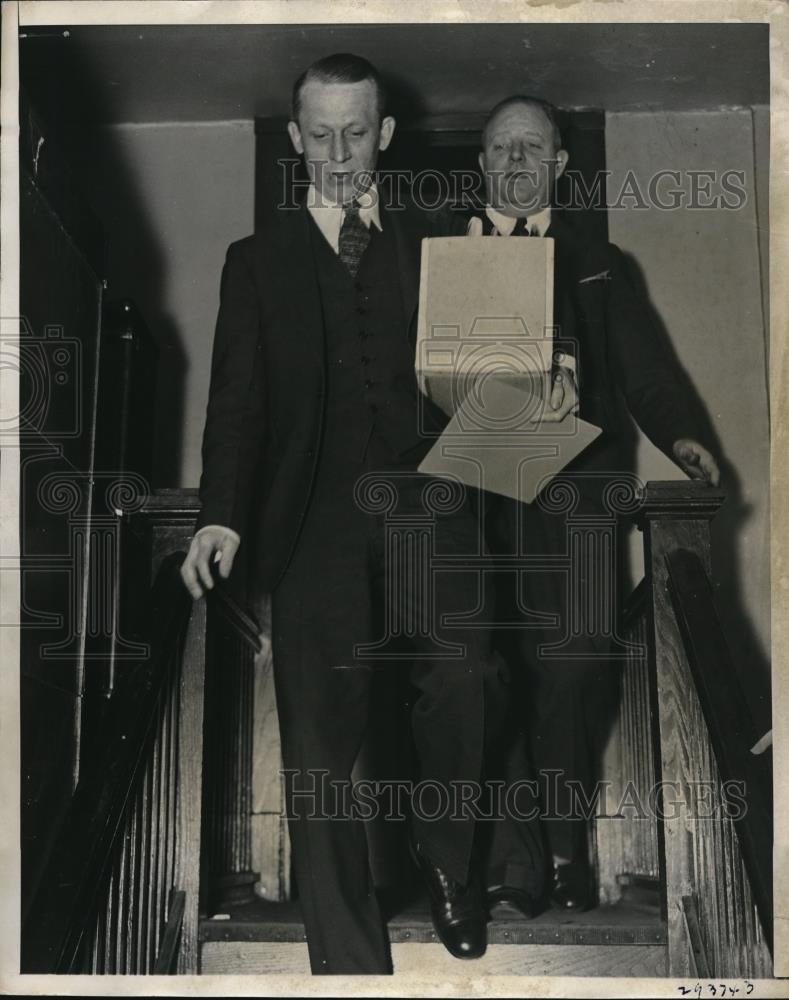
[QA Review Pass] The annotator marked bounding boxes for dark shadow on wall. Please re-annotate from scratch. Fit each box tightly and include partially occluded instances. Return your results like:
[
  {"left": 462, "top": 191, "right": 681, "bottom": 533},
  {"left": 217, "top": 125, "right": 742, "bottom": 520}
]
[
  {"left": 382, "top": 69, "right": 430, "bottom": 122},
  {"left": 620, "top": 249, "right": 772, "bottom": 735},
  {"left": 20, "top": 30, "right": 186, "bottom": 488}
]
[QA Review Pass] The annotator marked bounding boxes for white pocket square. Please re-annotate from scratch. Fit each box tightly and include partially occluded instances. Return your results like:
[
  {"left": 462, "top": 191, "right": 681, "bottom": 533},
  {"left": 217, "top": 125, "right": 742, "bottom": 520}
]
[{"left": 578, "top": 270, "right": 612, "bottom": 284}]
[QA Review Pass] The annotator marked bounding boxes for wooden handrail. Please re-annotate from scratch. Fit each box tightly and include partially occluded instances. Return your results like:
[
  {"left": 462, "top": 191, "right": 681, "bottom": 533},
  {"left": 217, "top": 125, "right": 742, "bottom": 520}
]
[
  {"left": 21, "top": 552, "right": 193, "bottom": 972},
  {"left": 637, "top": 480, "right": 771, "bottom": 977},
  {"left": 207, "top": 562, "right": 262, "bottom": 655},
  {"left": 129, "top": 489, "right": 263, "bottom": 972},
  {"left": 20, "top": 538, "right": 262, "bottom": 973},
  {"left": 598, "top": 482, "right": 771, "bottom": 974},
  {"left": 666, "top": 547, "right": 773, "bottom": 937}
]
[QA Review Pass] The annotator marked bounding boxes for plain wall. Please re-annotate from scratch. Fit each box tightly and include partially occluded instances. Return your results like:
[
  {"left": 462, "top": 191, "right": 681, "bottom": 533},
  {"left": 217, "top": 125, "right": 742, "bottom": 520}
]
[
  {"left": 83, "top": 121, "right": 255, "bottom": 488},
  {"left": 606, "top": 109, "right": 771, "bottom": 711}
]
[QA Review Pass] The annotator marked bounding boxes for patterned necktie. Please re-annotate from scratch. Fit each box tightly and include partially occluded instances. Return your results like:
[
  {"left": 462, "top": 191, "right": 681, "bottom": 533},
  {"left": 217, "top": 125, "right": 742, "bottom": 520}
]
[{"left": 338, "top": 199, "right": 371, "bottom": 277}]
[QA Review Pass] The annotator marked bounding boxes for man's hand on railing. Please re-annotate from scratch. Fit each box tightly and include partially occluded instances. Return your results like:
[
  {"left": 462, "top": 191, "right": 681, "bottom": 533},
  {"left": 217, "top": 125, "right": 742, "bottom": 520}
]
[
  {"left": 672, "top": 438, "right": 721, "bottom": 487},
  {"left": 180, "top": 525, "right": 240, "bottom": 600}
]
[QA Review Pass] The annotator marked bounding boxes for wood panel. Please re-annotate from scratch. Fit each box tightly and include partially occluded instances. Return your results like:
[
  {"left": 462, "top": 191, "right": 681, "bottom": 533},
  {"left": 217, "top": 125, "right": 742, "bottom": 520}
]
[
  {"left": 173, "top": 587, "right": 206, "bottom": 974},
  {"left": 201, "top": 941, "right": 667, "bottom": 977},
  {"left": 596, "top": 586, "right": 660, "bottom": 905},
  {"left": 639, "top": 482, "right": 771, "bottom": 978},
  {"left": 249, "top": 591, "right": 290, "bottom": 902},
  {"left": 667, "top": 548, "right": 772, "bottom": 930}
]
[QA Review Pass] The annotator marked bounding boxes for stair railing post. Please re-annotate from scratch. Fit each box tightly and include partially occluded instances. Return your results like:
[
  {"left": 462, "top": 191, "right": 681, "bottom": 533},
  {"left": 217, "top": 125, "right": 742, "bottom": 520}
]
[
  {"left": 203, "top": 598, "right": 261, "bottom": 911},
  {"left": 637, "top": 480, "right": 725, "bottom": 977},
  {"left": 173, "top": 597, "right": 207, "bottom": 974},
  {"left": 137, "top": 490, "right": 207, "bottom": 974}
]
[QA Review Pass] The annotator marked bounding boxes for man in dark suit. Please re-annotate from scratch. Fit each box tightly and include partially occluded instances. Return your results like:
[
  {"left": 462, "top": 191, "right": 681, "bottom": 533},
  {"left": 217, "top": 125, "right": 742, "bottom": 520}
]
[
  {"left": 458, "top": 95, "right": 721, "bottom": 910},
  {"left": 180, "top": 56, "right": 548, "bottom": 974}
]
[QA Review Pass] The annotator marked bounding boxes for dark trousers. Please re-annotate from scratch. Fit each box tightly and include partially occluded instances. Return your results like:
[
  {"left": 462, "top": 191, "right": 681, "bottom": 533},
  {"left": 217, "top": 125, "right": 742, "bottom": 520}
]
[
  {"left": 488, "top": 494, "right": 621, "bottom": 865},
  {"left": 270, "top": 438, "right": 510, "bottom": 974}
]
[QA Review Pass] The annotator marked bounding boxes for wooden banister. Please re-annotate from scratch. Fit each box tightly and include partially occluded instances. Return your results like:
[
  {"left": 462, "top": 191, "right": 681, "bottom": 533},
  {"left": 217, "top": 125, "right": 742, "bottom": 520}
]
[
  {"left": 636, "top": 481, "right": 771, "bottom": 977},
  {"left": 21, "top": 489, "right": 263, "bottom": 974},
  {"left": 21, "top": 551, "right": 193, "bottom": 972},
  {"left": 666, "top": 547, "right": 773, "bottom": 934},
  {"left": 129, "top": 491, "right": 262, "bottom": 971},
  {"left": 209, "top": 575, "right": 263, "bottom": 655}
]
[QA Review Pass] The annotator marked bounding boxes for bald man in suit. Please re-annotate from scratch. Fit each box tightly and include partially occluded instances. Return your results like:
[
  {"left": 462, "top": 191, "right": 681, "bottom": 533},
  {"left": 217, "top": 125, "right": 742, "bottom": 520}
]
[{"left": 454, "top": 95, "right": 720, "bottom": 911}]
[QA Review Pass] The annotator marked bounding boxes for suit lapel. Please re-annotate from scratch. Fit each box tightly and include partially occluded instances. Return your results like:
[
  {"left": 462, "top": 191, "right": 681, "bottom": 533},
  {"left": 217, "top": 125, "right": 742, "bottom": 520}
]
[{"left": 262, "top": 202, "right": 326, "bottom": 368}]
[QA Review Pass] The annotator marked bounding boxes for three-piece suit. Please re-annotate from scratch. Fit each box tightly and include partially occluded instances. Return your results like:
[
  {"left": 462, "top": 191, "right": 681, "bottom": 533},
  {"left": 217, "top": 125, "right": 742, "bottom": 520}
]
[{"left": 196, "top": 197, "right": 544, "bottom": 973}]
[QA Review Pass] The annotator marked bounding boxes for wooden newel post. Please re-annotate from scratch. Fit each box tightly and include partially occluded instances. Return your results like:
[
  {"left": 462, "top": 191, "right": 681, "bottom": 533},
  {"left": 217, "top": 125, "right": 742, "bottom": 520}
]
[
  {"left": 636, "top": 480, "right": 725, "bottom": 976},
  {"left": 129, "top": 489, "right": 263, "bottom": 969}
]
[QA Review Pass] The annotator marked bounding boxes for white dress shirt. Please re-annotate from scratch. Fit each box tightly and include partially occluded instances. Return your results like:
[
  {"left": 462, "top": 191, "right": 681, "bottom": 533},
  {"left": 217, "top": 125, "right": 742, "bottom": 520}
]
[{"left": 467, "top": 204, "right": 552, "bottom": 238}]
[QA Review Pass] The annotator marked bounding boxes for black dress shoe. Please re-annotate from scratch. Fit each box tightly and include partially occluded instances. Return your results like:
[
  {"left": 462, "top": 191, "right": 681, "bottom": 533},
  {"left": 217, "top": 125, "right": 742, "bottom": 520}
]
[
  {"left": 410, "top": 839, "right": 487, "bottom": 959},
  {"left": 551, "top": 861, "right": 593, "bottom": 911},
  {"left": 486, "top": 884, "right": 544, "bottom": 919}
]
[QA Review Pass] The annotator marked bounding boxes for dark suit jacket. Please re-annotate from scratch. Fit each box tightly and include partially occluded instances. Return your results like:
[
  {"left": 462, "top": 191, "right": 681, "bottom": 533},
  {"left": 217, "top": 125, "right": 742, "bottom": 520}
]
[
  {"left": 549, "top": 214, "right": 708, "bottom": 462},
  {"left": 196, "top": 199, "right": 448, "bottom": 591}
]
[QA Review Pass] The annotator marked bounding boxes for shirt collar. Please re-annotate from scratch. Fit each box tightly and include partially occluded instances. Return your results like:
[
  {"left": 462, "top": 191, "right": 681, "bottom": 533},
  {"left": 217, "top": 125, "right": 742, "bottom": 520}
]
[
  {"left": 484, "top": 203, "right": 552, "bottom": 237},
  {"left": 307, "top": 182, "right": 382, "bottom": 232}
]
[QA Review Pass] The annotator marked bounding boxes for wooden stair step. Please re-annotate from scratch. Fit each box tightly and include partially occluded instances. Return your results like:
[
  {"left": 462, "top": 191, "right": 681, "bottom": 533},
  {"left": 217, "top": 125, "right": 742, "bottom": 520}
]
[
  {"left": 200, "top": 940, "right": 668, "bottom": 977},
  {"left": 199, "top": 896, "right": 667, "bottom": 976},
  {"left": 200, "top": 896, "right": 666, "bottom": 947}
]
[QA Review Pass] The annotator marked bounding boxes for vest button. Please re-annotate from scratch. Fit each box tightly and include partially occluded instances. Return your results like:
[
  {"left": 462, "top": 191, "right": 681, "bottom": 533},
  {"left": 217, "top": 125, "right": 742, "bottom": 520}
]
[
  {"left": 364, "top": 378, "right": 374, "bottom": 390},
  {"left": 361, "top": 355, "right": 370, "bottom": 365}
]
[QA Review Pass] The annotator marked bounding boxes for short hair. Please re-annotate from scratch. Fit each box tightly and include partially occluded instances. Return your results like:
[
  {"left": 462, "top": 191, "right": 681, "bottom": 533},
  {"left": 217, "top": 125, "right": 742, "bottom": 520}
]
[
  {"left": 482, "top": 96, "right": 563, "bottom": 150},
  {"left": 291, "top": 53, "right": 387, "bottom": 121}
]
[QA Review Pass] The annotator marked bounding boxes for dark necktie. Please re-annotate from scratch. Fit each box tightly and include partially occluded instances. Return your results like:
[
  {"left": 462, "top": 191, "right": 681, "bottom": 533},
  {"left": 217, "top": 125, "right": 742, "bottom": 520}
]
[{"left": 338, "top": 199, "right": 371, "bottom": 277}]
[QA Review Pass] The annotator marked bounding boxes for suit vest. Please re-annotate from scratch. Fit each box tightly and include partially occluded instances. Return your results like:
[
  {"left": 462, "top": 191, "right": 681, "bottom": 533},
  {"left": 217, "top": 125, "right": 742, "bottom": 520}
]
[{"left": 309, "top": 216, "right": 432, "bottom": 470}]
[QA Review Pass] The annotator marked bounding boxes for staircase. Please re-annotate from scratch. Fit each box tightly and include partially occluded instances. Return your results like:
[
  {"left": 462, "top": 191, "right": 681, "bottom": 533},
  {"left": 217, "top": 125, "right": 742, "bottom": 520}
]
[
  {"left": 20, "top": 481, "right": 774, "bottom": 979},
  {"left": 194, "top": 480, "right": 771, "bottom": 978}
]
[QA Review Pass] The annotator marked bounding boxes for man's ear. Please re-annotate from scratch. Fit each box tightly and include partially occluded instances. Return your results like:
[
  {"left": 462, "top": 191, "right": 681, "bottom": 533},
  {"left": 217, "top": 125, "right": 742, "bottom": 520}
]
[
  {"left": 378, "top": 115, "right": 396, "bottom": 151},
  {"left": 555, "top": 148, "right": 569, "bottom": 179},
  {"left": 287, "top": 120, "right": 304, "bottom": 155}
]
